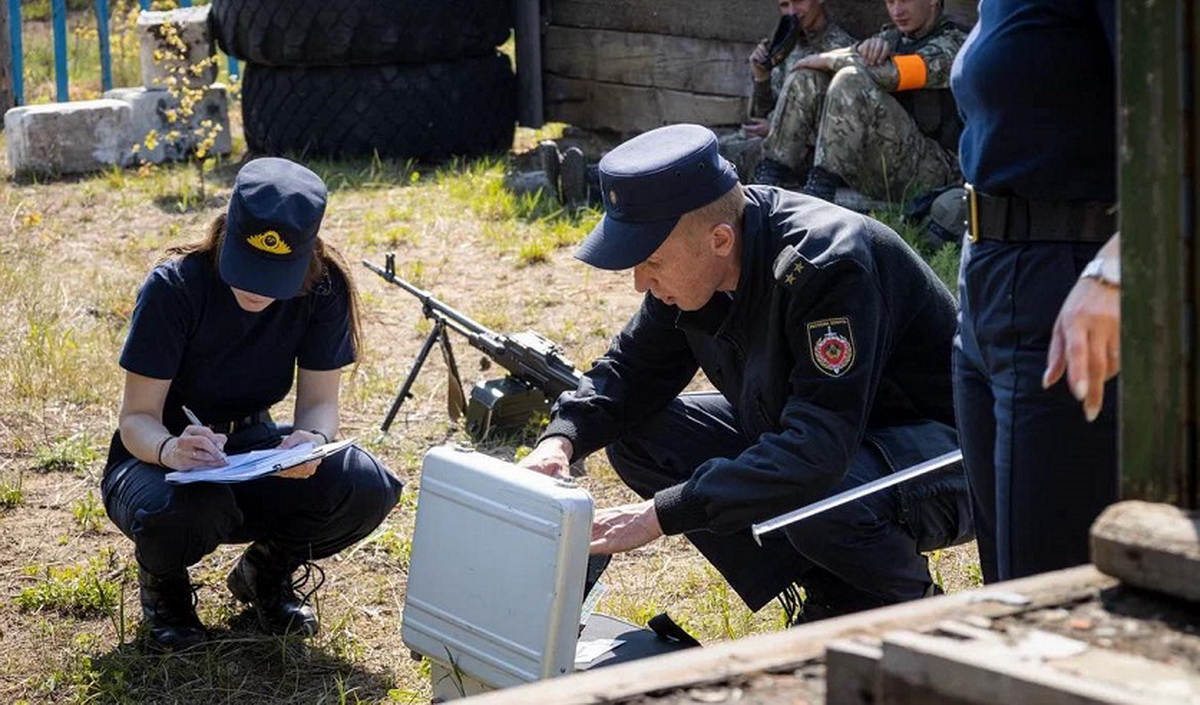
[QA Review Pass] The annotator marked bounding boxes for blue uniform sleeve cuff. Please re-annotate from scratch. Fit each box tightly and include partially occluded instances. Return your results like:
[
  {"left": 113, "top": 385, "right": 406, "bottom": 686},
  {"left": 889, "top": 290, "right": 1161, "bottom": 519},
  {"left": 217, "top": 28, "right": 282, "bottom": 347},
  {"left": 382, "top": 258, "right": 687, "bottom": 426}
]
[{"left": 654, "top": 483, "right": 708, "bottom": 536}]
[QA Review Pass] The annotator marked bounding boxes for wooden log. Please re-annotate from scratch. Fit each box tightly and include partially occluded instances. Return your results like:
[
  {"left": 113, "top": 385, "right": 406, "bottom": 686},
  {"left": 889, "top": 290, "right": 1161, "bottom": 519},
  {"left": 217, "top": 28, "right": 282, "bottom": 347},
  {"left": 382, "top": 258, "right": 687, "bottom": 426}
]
[
  {"left": 826, "top": 637, "right": 883, "bottom": 705},
  {"left": 544, "top": 75, "right": 747, "bottom": 134},
  {"left": 880, "top": 628, "right": 1193, "bottom": 705},
  {"left": 547, "top": 0, "right": 776, "bottom": 43},
  {"left": 1090, "top": 500, "right": 1200, "bottom": 603},
  {"left": 543, "top": 26, "right": 756, "bottom": 98},
  {"left": 544, "top": 0, "right": 977, "bottom": 43},
  {"left": 461, "top": 566, "right": 1112, "bottom": 705}
]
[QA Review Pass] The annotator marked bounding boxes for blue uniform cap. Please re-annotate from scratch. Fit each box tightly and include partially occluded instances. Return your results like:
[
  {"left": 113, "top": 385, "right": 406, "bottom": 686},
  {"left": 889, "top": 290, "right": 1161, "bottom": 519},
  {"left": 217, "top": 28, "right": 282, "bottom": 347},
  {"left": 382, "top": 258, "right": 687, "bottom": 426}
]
[
  {"left": 576, "top": 124, "right": 740, "bottom": 271},
  {"left": 219, "top": 157, "right": 327, "bottom": 300}
]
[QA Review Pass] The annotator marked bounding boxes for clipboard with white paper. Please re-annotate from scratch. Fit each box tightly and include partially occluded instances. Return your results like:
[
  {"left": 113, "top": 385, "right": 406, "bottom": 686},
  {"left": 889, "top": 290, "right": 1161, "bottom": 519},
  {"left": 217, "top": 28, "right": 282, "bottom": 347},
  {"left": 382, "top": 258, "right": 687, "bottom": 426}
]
[{"left": 164, "top": 438, "right": 355, "bottom": 485}]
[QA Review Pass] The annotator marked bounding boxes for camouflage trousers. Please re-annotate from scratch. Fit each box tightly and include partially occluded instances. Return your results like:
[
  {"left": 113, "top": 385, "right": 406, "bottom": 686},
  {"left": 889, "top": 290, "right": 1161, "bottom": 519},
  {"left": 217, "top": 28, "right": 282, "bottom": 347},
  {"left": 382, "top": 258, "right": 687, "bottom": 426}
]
[
  {"left": 761, "top": 68, "right": 831, "bottom": 177},
  {"left": 763, "top": 66, "right": 960, "bottom": 199}
]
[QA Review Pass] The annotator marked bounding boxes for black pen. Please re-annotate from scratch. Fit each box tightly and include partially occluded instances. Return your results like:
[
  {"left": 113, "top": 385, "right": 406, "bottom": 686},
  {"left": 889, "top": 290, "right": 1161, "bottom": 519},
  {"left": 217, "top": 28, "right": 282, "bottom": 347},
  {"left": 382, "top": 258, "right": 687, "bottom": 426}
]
[{"left": 181, "top": 405, "right": 227, "bottom": 461}]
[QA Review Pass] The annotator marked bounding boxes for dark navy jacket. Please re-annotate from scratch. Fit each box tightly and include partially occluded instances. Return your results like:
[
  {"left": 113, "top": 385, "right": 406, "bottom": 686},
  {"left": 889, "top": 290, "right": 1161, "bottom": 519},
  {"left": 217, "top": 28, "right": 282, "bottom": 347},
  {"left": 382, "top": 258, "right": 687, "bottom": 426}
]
[{"left": 545, "top": 186, "right": 958, "bottom": 536}]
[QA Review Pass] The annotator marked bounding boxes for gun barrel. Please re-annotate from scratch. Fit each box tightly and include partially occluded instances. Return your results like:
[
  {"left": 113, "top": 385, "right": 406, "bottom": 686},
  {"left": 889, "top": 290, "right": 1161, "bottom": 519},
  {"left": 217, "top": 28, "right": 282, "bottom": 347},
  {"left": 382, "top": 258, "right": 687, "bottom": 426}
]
[{"left": 362, "top": 259, "right": 493, "bottom": 336}]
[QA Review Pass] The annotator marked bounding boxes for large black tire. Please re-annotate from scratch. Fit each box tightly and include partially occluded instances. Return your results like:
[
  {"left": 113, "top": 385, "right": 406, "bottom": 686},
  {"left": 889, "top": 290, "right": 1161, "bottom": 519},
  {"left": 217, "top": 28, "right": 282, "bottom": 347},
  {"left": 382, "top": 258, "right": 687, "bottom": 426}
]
[
  {"left": 211, "top": 0, "right": 513, "bottom": 67},
  {"left": 242, "top": 54, "right": 517, "bottom": 161}
]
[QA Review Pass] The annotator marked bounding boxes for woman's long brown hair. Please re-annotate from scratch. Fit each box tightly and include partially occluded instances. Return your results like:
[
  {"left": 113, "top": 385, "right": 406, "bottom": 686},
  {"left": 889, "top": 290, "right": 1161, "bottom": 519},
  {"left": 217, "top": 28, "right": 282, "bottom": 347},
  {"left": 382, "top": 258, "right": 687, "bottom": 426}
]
[{"left": 165, "top": 213, "right": 363, "bottom": 357}]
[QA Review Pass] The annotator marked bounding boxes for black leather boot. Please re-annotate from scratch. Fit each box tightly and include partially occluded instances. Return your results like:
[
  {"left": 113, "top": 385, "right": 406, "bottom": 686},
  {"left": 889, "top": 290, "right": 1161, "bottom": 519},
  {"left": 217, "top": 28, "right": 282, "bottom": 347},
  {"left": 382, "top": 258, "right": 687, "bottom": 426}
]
[
  {"left": 802, "top": 166, "right": 845, "bottom": 203},
  {"left": 227, "top": 542, "right": 321, "bottom": 636},
  {"left": 138, "top": 566, "right": 207, "bottom": 651}
]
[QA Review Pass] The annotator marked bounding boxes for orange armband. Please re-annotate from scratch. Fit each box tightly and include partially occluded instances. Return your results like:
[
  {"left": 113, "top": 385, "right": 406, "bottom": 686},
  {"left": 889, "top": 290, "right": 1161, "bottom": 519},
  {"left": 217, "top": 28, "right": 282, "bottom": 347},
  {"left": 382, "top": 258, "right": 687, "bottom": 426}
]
[{"left": 893, "top": 54, "right": 928, "bottom": 91}]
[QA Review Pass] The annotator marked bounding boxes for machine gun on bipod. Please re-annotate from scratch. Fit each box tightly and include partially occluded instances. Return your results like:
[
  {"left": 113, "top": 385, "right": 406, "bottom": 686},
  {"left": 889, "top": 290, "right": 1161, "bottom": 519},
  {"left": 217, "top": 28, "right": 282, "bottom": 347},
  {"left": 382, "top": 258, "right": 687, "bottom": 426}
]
[{"left": 364, "top": 254, "right": 583, "bottom": 440}]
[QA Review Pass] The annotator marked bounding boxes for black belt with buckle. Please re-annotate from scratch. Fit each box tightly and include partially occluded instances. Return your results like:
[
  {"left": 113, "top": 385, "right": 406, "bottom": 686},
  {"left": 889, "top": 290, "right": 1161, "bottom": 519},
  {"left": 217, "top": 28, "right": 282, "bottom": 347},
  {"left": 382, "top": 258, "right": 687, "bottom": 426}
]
[
  {"left": 210, "top": 411, "right": 271, "bottom": 435},
  {"left": 965, "top": 183, "right": 1115, "bottom": 244}
]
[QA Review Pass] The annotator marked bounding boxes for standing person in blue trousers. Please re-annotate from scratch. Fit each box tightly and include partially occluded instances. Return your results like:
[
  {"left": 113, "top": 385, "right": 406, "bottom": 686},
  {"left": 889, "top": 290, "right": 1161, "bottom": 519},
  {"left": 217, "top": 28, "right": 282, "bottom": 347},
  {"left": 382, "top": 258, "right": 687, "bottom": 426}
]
[
  {"left": 951, "top": 0, "right": 1121, "bottom": 583},
  {"left": 102, "top": 158, "right": 403, "bottom": 650}
]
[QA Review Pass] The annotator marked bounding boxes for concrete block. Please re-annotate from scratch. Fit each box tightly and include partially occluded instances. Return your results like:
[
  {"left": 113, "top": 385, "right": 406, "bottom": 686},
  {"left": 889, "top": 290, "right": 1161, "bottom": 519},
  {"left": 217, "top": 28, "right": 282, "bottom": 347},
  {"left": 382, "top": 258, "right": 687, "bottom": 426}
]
[
  {"left": 104, "top": 84, "right": 232, "bottom": 163},
  {"left": 137, "top": 5, "right": 216, "bottom": 91},
  {"left": 5, "top": 99, "right": 132, "bottom": 176},
  {"left": 503, "top": 169, "right": 555, "bottom": 200}
]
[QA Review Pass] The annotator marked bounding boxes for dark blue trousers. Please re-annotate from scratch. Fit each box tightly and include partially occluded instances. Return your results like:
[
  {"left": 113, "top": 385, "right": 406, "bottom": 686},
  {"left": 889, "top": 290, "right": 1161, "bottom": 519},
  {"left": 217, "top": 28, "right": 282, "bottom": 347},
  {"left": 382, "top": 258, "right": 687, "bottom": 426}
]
[
  {"left": 955, "top": 239, "right": 1119, "bottom": 583},
  {"left": 606, "top": 392, "right": 935, "bottom": 616},
  {"left": 102, "top": 424, "right": 403, "bottom": 577}
]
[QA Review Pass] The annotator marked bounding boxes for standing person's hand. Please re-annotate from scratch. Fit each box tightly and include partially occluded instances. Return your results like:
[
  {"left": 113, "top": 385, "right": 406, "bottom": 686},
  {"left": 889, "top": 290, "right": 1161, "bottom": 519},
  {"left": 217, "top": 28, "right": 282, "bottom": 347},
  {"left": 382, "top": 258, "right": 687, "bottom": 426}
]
[
  {"left": 1043, "top": 234, "right": 1122, "bottom": 422},
  {"left": 590, "top": 500, "right": 664, "bottom": 554},
  {"left": 1043, "top": 280, "right": 1120, "bottom": 421},
  {"left": 519, "top": 436, "right": 573, "bottom": 479},
  {"left": 857, "top": 37, "right": 892, "bottom": 66}
]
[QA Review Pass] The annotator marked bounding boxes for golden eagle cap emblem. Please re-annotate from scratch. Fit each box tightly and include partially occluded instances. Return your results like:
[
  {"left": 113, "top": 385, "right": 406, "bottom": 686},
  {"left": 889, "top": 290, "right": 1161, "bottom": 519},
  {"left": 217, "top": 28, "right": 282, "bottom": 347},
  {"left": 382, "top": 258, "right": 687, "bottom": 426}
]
[{"left": 246, "top": 230, "right": 291, "bottom": 255}]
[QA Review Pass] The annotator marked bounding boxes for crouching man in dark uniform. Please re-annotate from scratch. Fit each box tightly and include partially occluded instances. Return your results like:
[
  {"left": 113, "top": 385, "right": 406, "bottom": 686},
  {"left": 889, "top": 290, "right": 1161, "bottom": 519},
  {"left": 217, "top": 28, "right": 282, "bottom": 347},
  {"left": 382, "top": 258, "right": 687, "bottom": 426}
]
[{"left": 521, "top": 124, "right": 973, "bottom": 622}]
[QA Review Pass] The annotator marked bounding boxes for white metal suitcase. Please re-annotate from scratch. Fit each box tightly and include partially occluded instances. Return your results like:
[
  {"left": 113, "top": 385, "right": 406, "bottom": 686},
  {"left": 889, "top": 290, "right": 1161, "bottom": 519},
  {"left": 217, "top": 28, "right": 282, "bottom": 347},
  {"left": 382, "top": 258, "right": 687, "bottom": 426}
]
[{"left": 401, "top": 445, "right": 593, "bottom": 697}]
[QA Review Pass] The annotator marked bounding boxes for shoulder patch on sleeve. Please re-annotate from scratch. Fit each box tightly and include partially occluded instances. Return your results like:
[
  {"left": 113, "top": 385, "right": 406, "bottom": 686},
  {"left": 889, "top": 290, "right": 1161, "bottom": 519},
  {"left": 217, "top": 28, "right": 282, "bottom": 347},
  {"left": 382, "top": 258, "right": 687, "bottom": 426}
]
[
  {"left": 773, "top": 245, "right": 818, "bottom": 290},
  {"left": 807, "top": 317, "right": 855, "bottom": 377}
]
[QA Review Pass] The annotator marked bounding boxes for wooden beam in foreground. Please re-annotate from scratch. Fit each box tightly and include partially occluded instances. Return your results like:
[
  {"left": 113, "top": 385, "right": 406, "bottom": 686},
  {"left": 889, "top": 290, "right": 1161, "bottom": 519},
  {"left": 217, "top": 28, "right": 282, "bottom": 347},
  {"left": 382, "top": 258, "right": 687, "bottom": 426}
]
[{"left": 461, "top": 566, "right": 1112, "bottom": 705}]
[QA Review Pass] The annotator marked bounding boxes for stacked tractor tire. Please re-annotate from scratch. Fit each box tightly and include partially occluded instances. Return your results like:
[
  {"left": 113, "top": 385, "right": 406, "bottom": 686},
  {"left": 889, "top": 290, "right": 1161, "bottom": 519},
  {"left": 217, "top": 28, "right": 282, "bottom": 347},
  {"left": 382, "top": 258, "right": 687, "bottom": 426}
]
[{"left": 210, "top": 0, "right": 516, "bottom": 161}]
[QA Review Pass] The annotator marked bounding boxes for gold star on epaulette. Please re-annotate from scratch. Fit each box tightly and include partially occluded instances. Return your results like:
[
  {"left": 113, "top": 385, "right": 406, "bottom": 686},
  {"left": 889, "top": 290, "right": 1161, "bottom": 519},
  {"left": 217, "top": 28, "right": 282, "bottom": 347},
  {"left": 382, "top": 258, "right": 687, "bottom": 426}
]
[{"left": 773, "top": 245, "right": 817, "bottom": 290}]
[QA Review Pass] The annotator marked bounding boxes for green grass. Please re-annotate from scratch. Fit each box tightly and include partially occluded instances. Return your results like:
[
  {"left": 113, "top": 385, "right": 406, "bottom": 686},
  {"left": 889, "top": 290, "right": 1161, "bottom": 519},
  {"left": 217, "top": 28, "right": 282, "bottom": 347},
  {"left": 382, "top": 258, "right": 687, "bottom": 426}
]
[
  {"left": 16, "top": 554, "right": 123, "bottom": 618},
  {"left": 33, "top": 434, "right": 100, "bottom": 474},
  {"left": 72, "top": 491, "right": 107, "bottom": 533},
  {"left": 0, "top": 474, "right": 24, "bottom": 509}
]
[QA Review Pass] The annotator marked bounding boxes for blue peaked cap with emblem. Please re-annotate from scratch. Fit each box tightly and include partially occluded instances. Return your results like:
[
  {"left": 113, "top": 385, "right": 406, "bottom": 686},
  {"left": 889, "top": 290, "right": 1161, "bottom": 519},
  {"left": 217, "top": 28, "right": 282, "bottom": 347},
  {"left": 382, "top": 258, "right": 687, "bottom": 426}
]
[
  {"left": 576, "top": 124, "right": 740, "bottom": 270},
  {"left": 219, "top": 157, "right": 327, "bottom": 300}
]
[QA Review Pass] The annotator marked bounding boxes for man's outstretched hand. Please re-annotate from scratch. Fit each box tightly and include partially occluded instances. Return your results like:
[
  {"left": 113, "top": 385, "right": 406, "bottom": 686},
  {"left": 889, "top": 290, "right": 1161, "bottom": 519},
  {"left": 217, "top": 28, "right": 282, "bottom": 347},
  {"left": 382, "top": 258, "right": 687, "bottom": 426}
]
[{"left": 590, "top": 500, "right": 664, "bottom": 555}]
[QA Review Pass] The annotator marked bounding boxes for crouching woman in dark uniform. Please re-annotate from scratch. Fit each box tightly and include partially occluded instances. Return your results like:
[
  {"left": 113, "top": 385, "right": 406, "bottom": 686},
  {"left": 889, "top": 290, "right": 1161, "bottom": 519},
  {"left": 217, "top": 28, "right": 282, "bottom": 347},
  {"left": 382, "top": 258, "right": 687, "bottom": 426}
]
[{"left": 101, "top": 157, "right": 403, "bottom": 650}]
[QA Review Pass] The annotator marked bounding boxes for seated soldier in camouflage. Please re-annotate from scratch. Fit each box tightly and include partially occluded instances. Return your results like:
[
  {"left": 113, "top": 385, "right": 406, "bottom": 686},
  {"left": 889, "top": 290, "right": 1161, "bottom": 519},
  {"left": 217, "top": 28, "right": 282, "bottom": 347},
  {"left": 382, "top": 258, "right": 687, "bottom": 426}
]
[
  {"left": 742, "top": 0, "right": 854, "bottom": 140},
  {"left": 754, "top": 0, "right": 966, "bottom": 202}
]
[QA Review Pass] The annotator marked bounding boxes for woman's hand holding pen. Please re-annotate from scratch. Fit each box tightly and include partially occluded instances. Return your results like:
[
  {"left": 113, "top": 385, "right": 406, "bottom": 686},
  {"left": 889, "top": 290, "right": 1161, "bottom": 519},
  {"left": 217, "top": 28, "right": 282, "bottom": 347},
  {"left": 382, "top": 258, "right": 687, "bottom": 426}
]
[
  {"left": 274, "top": 430, "right": 325, "bottom": 479},
  {"left": 164, "top": 425, "right": 228, "bottom": 470}
]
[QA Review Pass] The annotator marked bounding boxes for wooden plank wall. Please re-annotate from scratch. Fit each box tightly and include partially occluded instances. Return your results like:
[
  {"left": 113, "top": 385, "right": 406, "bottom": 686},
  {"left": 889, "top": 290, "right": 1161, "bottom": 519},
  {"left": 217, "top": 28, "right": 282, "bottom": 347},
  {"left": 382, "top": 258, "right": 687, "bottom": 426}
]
[
  {"left": 543, "top": 0, "right": 776, "bottom": 133},
  {"left": 541, "top": 0, "right": 978, "bottom": 136}
]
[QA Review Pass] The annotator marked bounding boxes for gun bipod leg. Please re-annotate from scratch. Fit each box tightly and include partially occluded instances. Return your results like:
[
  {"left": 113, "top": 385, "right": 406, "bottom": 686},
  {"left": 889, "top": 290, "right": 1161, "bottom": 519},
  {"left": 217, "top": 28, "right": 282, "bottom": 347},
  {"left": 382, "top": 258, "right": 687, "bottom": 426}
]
[{"left": 382, "top": 318, "right": 448, "bottom": 432}]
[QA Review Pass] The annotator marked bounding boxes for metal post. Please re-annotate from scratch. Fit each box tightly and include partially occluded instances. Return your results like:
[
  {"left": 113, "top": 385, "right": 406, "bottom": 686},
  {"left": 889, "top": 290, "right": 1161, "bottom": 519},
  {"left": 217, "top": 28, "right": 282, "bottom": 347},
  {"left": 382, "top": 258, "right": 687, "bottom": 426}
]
[
  {"left": 51, "top": 0, "right": 67, "bottom": 102},
  {"left": 94, "top": 0, "right": 111, "bottom": 92},
  {"left": 1119, "top": 0, "right": 1199, "bottom": 507},
  {"left": 0, "top": 0, "right": 14, "bottom": 112},
  {"left": 8, "top": 0, "right": 21, "bottom": 105},
  {"left": 514, "top": 0, "right": 543, "bottom": 128}
]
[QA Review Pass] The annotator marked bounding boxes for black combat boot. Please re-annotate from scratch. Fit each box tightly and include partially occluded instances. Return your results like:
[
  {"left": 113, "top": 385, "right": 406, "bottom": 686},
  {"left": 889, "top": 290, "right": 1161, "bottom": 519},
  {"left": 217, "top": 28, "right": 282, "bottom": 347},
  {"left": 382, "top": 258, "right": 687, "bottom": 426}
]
[
  {"left": 802, "top": 166, "right": 845, "bottom": 203},
  {"left": 227, "top": 542, "right": 321, "bottom": 636},
  {"left": 753, "top": 158, "right": 802, "bottom": 188},
  {"left": 138, "top": 566, "right": 207, "bottom": 651}
]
